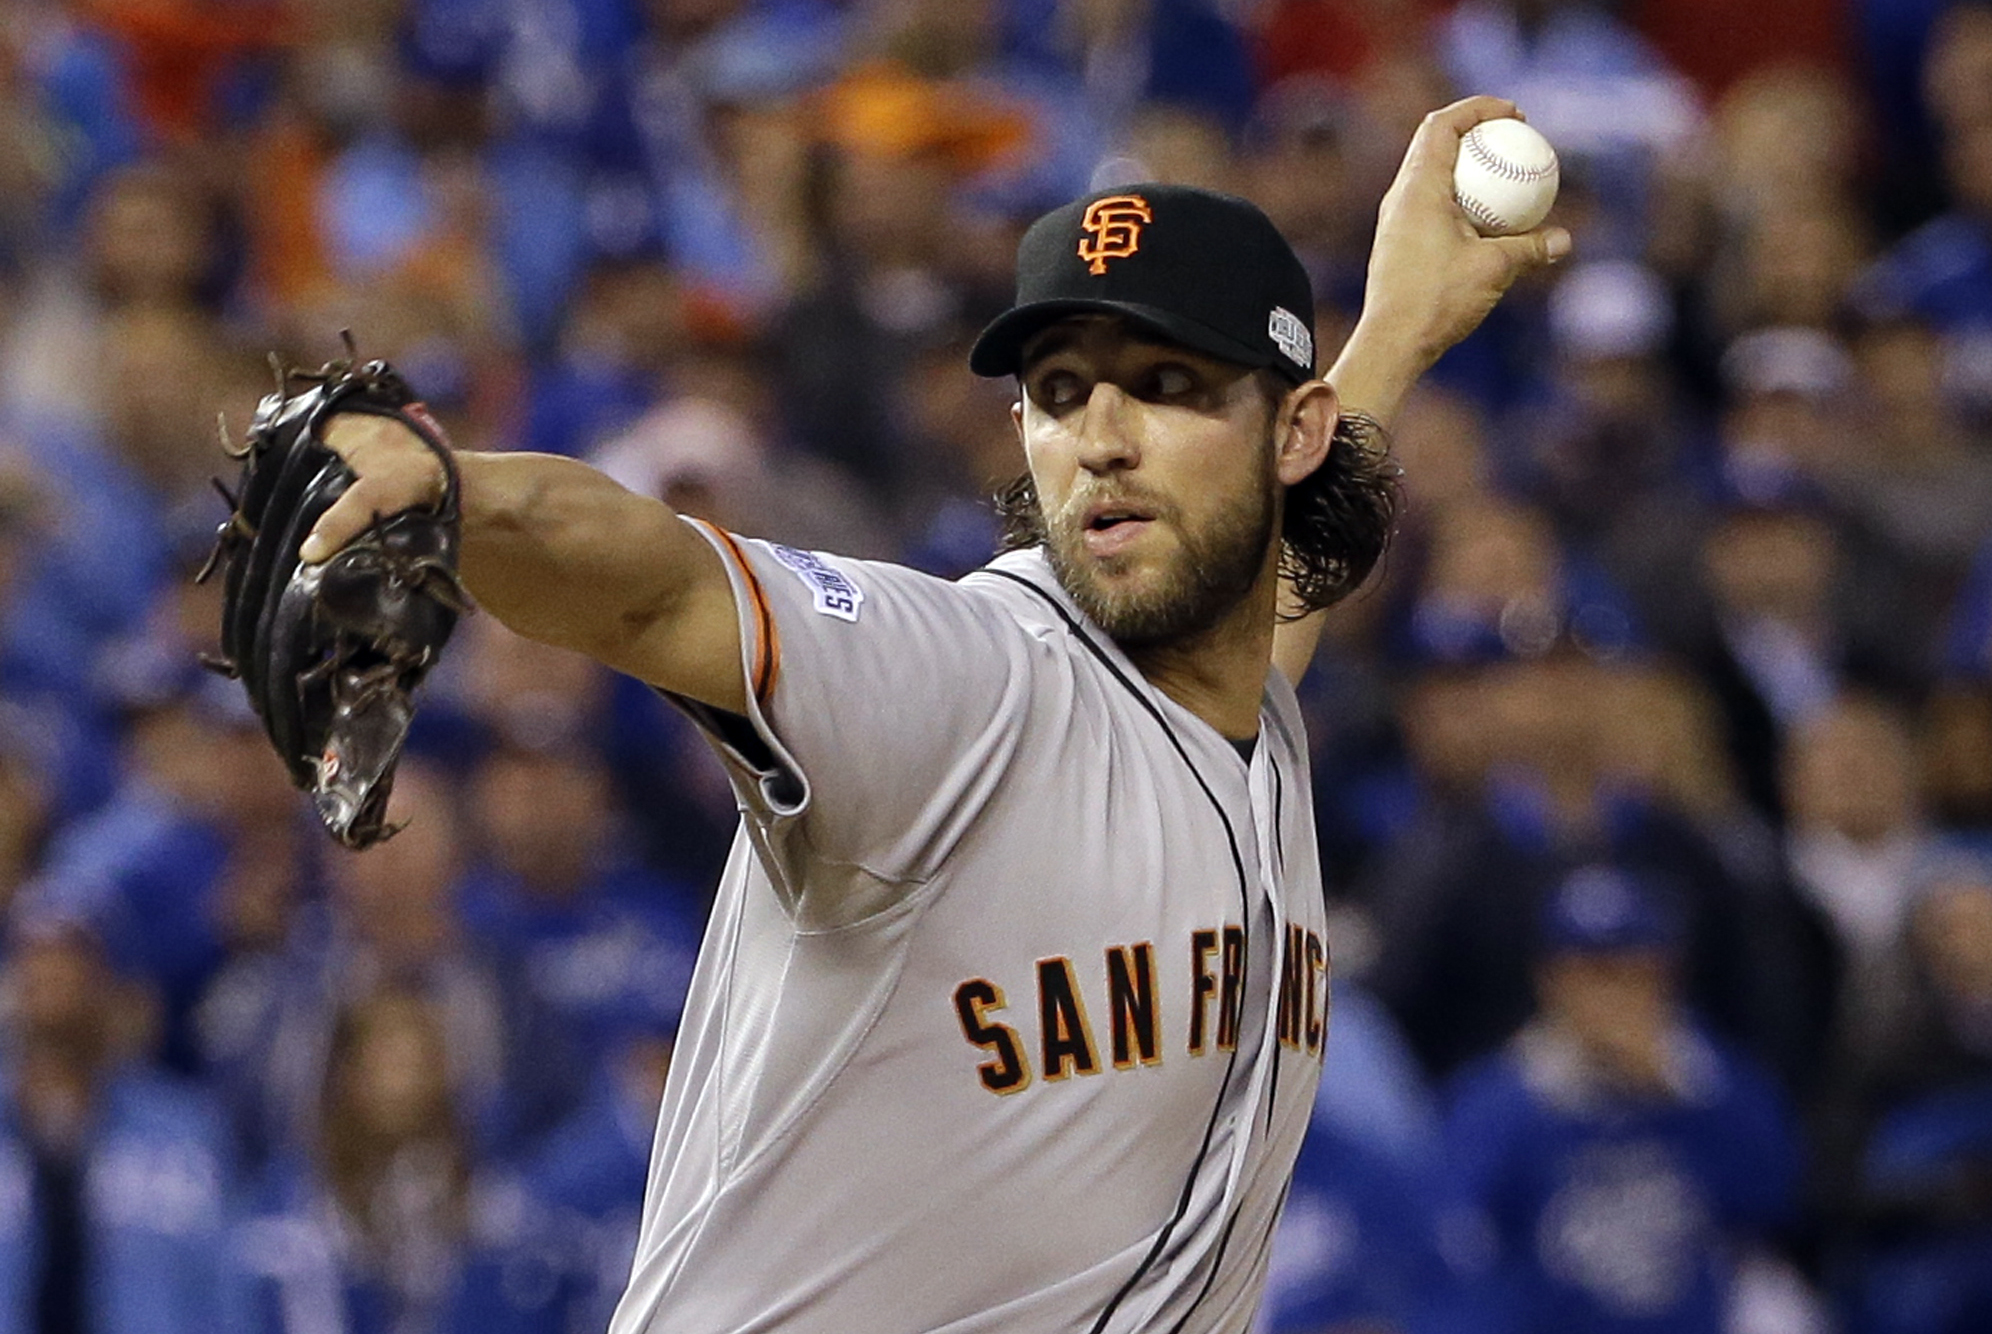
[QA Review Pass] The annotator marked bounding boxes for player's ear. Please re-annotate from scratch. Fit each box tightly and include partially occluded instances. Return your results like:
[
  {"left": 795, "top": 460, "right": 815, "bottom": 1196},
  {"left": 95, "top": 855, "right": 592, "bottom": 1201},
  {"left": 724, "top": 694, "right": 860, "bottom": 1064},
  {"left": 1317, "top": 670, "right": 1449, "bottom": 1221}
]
[
  {"left": 1274, "top": 380, "right": 1338, "bottom": 486},
  {"left": 1010, "top": 396, "right": 1025, "bottom": 443}
]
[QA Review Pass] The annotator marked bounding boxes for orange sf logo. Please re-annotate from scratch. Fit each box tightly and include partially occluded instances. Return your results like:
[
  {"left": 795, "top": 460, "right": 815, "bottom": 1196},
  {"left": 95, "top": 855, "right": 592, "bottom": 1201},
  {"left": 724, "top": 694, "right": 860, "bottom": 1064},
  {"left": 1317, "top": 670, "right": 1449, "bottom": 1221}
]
[{"left": 1077, "top": 195, "right": 1153, "bottom": 274}]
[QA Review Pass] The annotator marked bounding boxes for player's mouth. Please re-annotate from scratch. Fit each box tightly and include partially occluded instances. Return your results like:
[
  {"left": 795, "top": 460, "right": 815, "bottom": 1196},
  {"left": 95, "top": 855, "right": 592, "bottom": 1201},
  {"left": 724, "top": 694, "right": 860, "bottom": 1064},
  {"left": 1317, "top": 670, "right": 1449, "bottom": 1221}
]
[{"left": 1081, "top": 501, "right": 1158, "bottom": 558}]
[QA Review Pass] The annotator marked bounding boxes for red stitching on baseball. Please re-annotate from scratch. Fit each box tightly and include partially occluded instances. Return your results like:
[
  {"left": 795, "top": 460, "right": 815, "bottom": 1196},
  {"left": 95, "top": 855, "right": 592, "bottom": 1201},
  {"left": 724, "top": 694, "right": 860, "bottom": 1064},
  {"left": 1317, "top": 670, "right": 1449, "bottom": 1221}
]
[{"left": 1463, "top": 126, "right": 1555, "bottom": 184}]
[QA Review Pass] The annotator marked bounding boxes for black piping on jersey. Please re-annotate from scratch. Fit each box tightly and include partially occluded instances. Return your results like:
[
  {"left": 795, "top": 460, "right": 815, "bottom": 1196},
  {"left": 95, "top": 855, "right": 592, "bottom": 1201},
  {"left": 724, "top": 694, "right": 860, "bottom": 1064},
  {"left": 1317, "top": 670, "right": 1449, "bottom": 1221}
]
[
  {"left": 983, "top": 569, "right": 1254, "bottom": 1334},
  {"left": 1266, "top": 747, "right": 1288, "bottom": 883},
  {"left": 1181, "top": 1161, "right": 1290, "bottom": 1331},
  {"left": 1263, "top": 754, "right": 1286, "bottom": 1134}
]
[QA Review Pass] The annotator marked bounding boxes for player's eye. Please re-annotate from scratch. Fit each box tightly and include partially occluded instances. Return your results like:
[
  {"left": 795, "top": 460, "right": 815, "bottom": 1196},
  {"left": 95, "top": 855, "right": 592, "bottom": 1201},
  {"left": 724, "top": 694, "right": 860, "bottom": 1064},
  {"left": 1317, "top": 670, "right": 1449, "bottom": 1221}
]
[
  {"left": 1141, "top": 364, "right": 1197, "bottom": 400},
  {"left": 1033, "top": 370, "right": 1085, "bottom": 409}
]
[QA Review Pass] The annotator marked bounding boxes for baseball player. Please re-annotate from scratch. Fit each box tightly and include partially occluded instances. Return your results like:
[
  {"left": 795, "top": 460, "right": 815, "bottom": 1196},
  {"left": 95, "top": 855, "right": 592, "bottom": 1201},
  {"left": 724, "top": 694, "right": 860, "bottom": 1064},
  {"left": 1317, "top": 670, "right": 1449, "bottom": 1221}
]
[{"left": 302, "top": 97, "right": 1567, "bottom": 1332}]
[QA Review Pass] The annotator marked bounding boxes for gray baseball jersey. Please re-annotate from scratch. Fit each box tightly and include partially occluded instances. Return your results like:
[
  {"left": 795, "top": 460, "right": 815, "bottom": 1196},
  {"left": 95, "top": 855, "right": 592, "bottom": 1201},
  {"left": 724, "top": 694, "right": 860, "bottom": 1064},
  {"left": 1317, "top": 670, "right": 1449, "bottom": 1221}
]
[{"left": 608, "top": 521, "right": 1332, "bottom": 1333}]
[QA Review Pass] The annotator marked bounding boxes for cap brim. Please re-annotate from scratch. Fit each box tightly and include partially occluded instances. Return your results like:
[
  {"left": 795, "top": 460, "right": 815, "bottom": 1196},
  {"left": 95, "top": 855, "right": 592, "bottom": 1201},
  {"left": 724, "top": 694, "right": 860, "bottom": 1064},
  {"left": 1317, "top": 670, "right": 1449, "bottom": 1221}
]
[{"left": 968, "top": 299, "right": 1298, "bottom": 381}]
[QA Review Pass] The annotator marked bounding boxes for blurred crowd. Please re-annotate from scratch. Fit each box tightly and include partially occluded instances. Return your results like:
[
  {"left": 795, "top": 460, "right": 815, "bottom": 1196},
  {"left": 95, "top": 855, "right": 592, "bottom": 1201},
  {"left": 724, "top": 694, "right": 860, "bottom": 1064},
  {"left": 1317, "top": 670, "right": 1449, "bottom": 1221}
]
[{"left": 0, "top": 0, "right": 1989, "bottom": 1330}]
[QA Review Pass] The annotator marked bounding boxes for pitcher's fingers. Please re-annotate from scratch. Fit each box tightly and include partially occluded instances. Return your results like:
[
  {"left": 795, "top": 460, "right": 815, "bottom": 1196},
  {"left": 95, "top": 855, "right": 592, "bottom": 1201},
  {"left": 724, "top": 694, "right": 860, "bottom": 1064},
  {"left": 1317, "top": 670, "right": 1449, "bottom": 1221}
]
[
  {"left": 1400, "top": 96, "right": 1525, "bottom": 187},
  {"left": 301, "top": 481, "right": 399, "bottom": 564},
  {"left": 322, "top": 412, "right": 397, "bottom": 461},
  {"left": 1432, "top": 94, "right": 1525, "bottom": 130},
  {"left": 306, "top": 415, "right": 449, "bottom": 562},
  {"left": 1485, "top": 225, "right": 1574, "bottom": 282}
]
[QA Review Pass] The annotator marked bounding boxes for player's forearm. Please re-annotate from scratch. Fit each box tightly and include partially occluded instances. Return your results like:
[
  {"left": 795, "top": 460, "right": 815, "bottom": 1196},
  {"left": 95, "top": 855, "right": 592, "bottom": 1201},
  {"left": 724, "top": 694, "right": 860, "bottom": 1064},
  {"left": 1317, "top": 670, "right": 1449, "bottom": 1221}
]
[
  {"left": 314, "top": 415, "right": 745, "bottom": 706},
  {"left": 458, "top": 451, "right": 673, "bottom": 648},
  {"left": 456, "top": 451, "right": 746, "bottom": 707},
  {"left": 1325, "top": 316, "right": 1430, "bottom": 428}
]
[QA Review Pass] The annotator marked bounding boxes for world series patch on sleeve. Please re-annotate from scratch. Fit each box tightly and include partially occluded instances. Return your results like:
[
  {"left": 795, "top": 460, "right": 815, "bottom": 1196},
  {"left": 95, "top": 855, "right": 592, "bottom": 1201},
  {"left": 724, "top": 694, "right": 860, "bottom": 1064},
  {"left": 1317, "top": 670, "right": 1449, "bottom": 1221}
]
[{"left": 198, "top": 338, "right": 468, "bottom": 850}]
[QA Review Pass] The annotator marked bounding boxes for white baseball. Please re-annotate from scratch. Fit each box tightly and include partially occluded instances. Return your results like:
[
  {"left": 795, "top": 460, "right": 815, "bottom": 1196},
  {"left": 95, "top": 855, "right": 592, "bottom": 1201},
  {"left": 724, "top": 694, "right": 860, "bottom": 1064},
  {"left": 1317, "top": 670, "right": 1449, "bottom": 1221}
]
[{"left": 1453, "top": 117, "right": 1560, "bottom": 237}]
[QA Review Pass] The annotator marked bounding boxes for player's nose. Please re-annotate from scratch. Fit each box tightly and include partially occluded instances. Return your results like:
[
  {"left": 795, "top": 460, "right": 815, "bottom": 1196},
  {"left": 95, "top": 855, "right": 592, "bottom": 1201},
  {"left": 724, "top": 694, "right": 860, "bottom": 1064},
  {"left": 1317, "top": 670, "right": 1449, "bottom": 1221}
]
[{"left": 1074, "top": 382, "right": 1139, "bottom": 473}]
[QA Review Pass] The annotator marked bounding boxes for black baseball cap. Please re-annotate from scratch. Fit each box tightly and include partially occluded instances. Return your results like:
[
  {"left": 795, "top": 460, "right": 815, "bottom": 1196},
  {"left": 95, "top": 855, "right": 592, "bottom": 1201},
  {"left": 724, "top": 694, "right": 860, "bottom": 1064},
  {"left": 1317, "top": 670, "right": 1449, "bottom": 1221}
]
[{"left": 969, "top": 183, "right": 1317, "bottom": 384}]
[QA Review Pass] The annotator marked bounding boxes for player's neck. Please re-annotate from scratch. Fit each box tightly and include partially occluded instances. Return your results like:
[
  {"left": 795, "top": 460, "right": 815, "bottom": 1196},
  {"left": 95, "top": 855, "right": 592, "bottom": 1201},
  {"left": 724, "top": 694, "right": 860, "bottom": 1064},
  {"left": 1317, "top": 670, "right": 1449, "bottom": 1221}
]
[{"left": 1121, "top": 572, "right": 1277, "bottom": 742}]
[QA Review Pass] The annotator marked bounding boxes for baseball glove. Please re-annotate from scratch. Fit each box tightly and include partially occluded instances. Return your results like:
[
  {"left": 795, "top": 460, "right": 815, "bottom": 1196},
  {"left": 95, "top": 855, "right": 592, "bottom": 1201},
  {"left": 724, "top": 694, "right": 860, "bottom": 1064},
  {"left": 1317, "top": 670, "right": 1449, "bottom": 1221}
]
[{"left": 198, "top": 338, "right": 469, "bottom": 849}]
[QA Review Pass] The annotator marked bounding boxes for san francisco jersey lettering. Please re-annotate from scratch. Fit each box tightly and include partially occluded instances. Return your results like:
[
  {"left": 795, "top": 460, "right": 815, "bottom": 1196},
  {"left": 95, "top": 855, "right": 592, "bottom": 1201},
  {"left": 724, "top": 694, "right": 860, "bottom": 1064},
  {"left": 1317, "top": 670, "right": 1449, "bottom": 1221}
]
[{"left": 950, "top": 925, "right": 1328, "bottom": 1094}]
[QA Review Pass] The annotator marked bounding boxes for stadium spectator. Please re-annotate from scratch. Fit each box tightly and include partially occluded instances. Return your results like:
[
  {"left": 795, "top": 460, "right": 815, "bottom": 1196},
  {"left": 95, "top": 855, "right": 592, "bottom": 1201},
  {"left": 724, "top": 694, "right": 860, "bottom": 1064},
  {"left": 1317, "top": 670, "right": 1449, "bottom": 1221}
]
[
  {"left": 439, "top": 612, "right": 742, "bottom": 885},
  {"left": 520, "top": 258, "right": 683, "bottom": 460},
  {"left": 1592, "top": 663, "right": 1833, "bottom": 1091},
  {"left": 1840, "top": 846, "right": 1992, "bottom": 1334},
  {"left": 1366, "top": 642, "right": 1810, "bottom": 1082},
  {"left": 0, "top": 451, "right": 120, "bottom": 818},
  {"left": 588, "top": 360, "right": 895, "bottom": 556},
  {"left": 1527, "top": 259, "right": 1710, "bottom": 643},
  {"left": 1787, "top": 694, "right": 1957, "bottom": 1224},
  {"left": 1684, "top": 465, "right": 1915, "bottom": 826},
  {"left": 1828, "top": 317, "right": 1992, "bottom": 582},
  {"left": 1853, "top": 2, "right": 1992, "bottom": 422},
  {"left": 1786, "top": 695, "right": 1945, "bottom": 1065},
  {"left": 1925, "top": 539, "right": 1992, "bottom": 837},
  {"left": 200, "top": 764, "right": 584, "bottom": 1168},
  {"left": 0, "top": 921, "right": 236, "bottom": 1333},
  {"left": 1237, "top": 77, "right": 1388, "bottom": 321},
  {"left": 1437, "top": 865, "right": 1808, "bottom": 1334},
  {"left": 892, "top": 327, "right": 1032, "bottom": 575},
  {"left": 4, "top": 163, "right": 258, "bottom": 498},
  {"left": 227, "top": 986, "right": 585, "bottom": 1333},
  {"left": 1705, "top": 64, "right": 1870, "bottom": 231},
  {"left": 457, "top": 737, "right": 705, "bottom": 1064},
  {"left": 771, "top": 61, "right": 1023, "bottom": 508},
  {"left": 1252, "top": 0, "right": 1442, "bottom": 93},
  {"left": 21, "top": 656, "right": 297, "bottom": 1074}
]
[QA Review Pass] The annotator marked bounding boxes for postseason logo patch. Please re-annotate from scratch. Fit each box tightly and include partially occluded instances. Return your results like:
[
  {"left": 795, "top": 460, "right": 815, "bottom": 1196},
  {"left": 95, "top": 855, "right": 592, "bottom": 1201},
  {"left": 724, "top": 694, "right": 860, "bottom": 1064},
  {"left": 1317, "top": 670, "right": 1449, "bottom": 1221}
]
[
  {"left": 1267, "top": 306, "right": 1313, "bottom": 370},
  {"left": 769, "top": 545, "right": 864, "bottom": 622}
]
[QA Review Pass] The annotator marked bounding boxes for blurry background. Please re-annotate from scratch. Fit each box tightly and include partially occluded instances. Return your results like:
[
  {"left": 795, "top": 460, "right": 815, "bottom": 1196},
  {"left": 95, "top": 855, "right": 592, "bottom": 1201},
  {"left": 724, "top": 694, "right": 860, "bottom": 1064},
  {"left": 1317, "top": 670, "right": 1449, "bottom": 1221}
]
[{"left": 0, "top": 0, "right": 1989, "bottom": 1330}]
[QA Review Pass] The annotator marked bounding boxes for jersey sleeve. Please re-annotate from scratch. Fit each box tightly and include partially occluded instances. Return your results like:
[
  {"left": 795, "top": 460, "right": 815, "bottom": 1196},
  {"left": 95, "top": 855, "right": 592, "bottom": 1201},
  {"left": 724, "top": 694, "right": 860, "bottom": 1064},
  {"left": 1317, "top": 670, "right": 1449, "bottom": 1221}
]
[{"left": 670, "top": 519, "right": 1041, "bottom": 906}]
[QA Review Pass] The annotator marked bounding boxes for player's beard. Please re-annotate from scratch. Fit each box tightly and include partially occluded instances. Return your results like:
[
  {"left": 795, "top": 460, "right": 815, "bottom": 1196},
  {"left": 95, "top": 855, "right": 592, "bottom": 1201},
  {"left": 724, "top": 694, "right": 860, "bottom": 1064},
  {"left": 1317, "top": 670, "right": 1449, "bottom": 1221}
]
[{"left": 1042, "top": 438, "right": 1280, "bottom": 650}]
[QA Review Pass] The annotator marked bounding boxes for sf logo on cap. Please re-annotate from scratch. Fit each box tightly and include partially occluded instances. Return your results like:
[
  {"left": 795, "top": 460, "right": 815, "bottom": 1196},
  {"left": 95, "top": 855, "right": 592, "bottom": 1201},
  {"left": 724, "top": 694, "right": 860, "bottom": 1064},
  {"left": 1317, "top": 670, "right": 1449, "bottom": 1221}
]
[{"left": 1077, "top": 195, "right": 1152, "bottom": 274}]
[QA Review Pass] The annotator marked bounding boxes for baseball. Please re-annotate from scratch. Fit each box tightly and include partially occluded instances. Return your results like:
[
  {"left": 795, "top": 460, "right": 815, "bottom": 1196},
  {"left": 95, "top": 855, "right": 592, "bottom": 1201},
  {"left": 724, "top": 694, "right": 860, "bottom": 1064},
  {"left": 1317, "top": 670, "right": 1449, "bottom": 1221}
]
[{"left": 1453, "top": 117, "right": 1560, "bottom": 237}]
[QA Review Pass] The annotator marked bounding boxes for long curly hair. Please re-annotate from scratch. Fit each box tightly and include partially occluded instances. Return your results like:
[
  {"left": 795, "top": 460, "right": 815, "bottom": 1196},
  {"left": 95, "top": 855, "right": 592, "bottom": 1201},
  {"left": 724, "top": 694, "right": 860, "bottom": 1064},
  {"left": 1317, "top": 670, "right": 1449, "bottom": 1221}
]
[{"left": 993, "top": 397, "right": 1401, "bottom": 620}]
